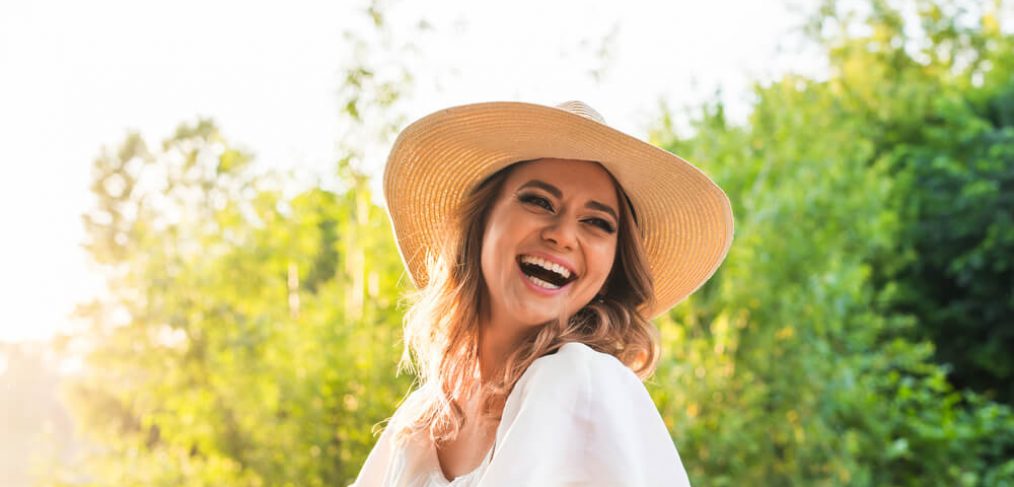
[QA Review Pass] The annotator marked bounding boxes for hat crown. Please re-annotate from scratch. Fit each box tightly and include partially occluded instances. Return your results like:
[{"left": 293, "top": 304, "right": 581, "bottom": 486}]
[{"left": 555, "top": 100, "right": 606, "bottom": 124}]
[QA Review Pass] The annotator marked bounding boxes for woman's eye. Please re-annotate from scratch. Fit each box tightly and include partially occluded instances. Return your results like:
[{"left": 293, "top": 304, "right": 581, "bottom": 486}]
[
  {"left": 519, "top": 194, "right": 553, "bottom": 211},
  {"left": 586, "top": 218, "right": 616, "bottom": 234}
]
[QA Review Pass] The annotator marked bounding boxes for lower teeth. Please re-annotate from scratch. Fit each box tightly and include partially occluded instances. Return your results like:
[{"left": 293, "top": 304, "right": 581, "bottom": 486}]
[{"left": 526, "top": 274, "right": 560, "bottom": 290}]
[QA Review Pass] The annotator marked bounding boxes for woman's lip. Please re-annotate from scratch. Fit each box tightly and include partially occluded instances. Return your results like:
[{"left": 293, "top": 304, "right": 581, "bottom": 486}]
[
  {"left": 516, "top": 251, "right": 578, "bottom": 279},
  {"left": 516, "top": 262, "right": 572, "bottom": 296}
]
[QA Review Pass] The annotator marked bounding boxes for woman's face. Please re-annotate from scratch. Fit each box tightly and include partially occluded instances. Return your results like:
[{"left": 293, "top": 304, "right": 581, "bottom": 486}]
[{"left": 480, "top": 158, "right": 620, "bottom": 329}]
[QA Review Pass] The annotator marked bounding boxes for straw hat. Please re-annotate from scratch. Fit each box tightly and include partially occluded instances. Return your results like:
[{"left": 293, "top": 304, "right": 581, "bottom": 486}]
[{"left": 383, "top": 100, "right": 734, "bottom": 319}]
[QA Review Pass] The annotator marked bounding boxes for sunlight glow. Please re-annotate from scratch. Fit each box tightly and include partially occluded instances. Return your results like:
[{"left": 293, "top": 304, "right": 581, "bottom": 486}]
[{"left": 0, "top": 0, "right": 813, "bottom": 343}]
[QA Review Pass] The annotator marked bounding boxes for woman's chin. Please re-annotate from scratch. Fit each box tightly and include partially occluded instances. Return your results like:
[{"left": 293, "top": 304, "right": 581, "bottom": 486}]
[
  {"left": 515, "top": 295, "right": 587, "bottom": 324},
  {"left": 497, "top": 284, "right": 583, "bottom": 326},
  {"left": 511, "top": 307, "right": 573, "bottom": 327}
]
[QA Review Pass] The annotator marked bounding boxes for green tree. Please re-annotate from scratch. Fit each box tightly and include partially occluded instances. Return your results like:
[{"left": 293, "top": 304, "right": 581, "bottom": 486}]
[
  {"left": 47, "top": 0, "right": 1014, "bottom": 485},
  {"left": 54, "top": 120, "right": 409, "bottom": 486},
  {"left": 48, "top": 1, "right": 432, "bottom": 484},
  {"left": 646, "top": 0, "right": 1014, "bottom": 484}
]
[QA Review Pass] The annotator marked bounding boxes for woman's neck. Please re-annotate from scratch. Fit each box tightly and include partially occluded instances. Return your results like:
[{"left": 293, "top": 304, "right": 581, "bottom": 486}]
[{"left": 476, "top": 311, "right": 528, "bottom": 383}]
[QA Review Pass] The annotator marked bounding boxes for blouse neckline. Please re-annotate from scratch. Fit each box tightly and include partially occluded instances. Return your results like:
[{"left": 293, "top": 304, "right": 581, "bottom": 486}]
[
  {"left": 418, "top": 344, "right": 578, "bottom": 485},
  {"left": 428, "top": 439, "right": 495, "bottom": 486}
]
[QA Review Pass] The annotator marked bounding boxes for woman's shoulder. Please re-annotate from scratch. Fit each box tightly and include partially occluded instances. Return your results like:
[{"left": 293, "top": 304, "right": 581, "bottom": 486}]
[
  {"left": 531, "top": 338, "right": 624, "bottom": 369},
  {"left": 517, "top": 342, "right": 641, "bottom": 399},
  {"left": 533, "top": 341, "right": 636, "bottom": 376},
  {"left": 484, "top": 343, "right": 688, "bottom": 486}
]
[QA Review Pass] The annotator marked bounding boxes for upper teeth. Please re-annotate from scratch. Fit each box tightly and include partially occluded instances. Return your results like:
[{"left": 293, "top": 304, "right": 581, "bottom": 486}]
[{"left": 520, "top": 255, "right": 572, "bottom": 279}]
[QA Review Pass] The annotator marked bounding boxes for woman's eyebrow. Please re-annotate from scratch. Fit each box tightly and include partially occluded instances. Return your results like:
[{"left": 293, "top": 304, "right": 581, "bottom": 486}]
[
  {"left": 586, "top": 201, "right": 618, "bottom": 222},
  {"left": 520, "top": 179, "right": 618, "bottom": 221},
  {"left": 519, "top": 179, "right": 562, "bottom": 198}
]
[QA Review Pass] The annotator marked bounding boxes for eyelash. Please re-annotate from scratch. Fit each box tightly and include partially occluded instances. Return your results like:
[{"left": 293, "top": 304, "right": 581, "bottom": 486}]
[{"left": 517, "top": 193, "right": 616, "bottom": 233}]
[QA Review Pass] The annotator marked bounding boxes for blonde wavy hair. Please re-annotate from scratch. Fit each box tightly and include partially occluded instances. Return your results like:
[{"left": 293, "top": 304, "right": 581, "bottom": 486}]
[{"left": 389, "top": 160, "right": 660, "bottom": 445}]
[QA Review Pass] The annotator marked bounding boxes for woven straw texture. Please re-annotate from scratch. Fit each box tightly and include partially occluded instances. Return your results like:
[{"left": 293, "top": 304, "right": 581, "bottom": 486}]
[{"left": 383, "top": 101, "right": 734, "bottom": 319}]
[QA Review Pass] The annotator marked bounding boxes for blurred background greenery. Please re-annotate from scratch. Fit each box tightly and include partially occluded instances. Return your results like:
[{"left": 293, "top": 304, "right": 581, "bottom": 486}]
[{"left": 2, "top": 0, "right": 1012, "bottom": 485}]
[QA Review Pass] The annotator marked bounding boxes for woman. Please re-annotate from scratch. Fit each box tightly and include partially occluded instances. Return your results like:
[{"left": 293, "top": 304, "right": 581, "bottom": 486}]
[{"left": 352, "top": 101, "right": 734, "bottom": 486}]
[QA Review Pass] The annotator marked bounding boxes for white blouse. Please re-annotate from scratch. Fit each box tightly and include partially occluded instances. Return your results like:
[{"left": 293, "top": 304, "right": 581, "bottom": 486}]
[{"left": 350, "top": 342, "right": 691, "bottom": 486}]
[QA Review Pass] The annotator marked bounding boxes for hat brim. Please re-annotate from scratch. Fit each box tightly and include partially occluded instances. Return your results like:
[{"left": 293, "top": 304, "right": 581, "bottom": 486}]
[{"left": 383, "top": 101, "right": 734, "bottom": 319}]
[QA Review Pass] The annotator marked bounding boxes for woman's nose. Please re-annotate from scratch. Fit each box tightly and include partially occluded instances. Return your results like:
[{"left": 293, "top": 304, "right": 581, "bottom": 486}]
[{"left": 541, "top": 219, "right": 578, "bottom": 250}]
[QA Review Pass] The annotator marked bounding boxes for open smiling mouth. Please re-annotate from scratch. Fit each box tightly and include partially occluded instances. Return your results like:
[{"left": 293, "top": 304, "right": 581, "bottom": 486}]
[{"left": 516, "top": 255, "right": 577, "bottom": 290}]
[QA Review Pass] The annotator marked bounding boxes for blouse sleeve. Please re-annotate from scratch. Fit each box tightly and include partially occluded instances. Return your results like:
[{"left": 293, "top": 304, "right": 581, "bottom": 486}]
[
  {"left": 478, "top": 342, "right": 691, "bottom": 487},
  {"left": 349, "top": 418, "right": 396, "bottom": 487}
]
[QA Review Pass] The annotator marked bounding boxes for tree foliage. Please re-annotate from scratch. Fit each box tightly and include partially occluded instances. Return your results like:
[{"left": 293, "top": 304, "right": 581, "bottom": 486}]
[
  {"left": 648, "top": 0, "right": 1014, "bottom": 484},
  {"left": 50, "top": 120, "right": 411, "bottom": 486},
  {"left": 46, "top": 0, "right": 1014, "bottom": 486}
]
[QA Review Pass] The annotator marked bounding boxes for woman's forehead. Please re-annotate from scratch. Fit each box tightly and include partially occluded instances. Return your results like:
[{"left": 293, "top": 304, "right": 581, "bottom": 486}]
[{"left": 505, "top": 158, "right": 620, "bottom": 206}]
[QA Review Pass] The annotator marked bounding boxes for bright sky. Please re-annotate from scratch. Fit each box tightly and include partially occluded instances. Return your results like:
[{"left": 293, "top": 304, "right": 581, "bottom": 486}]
[{"left": 0, "top": 0, "right": 820, "bottom": 342}]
